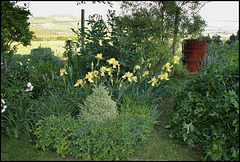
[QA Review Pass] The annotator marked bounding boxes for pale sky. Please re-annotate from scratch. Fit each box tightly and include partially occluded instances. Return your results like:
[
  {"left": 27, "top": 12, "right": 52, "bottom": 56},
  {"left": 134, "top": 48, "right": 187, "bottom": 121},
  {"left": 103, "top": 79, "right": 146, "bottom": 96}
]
[{"left": 17, "top": 1, "right": 239, "bottom": 30}]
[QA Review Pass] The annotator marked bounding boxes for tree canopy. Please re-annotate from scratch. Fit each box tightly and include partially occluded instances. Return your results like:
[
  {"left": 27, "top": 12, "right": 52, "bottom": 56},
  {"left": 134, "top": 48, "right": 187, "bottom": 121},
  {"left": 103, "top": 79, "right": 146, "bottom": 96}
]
[
  {"left": 1, "top": 1, "right": 34, "bottom": 60},
  {"left": 118, "top": 1, "right": 207, "bottom": 54}
]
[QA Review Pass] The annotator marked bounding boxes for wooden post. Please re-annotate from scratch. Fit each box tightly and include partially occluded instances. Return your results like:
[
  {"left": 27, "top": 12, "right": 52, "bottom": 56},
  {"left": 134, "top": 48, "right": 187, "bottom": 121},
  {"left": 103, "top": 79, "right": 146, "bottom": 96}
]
[{"left": 81, "top": 9, "right": 85, "bottom": 49}]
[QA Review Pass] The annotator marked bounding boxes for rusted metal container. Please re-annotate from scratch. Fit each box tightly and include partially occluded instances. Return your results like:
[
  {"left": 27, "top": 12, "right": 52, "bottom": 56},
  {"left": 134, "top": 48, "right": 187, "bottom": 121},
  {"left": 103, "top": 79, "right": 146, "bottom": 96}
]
[{"left": 182, "top": 39, "right": 207, "bottom": 74}]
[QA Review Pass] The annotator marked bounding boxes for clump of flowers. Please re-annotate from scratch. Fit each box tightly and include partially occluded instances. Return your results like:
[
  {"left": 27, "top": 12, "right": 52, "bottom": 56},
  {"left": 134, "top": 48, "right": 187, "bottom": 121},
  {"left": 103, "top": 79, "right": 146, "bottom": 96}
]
[{"left": 60, "top": 52, "right": 180, "bottom": 90}]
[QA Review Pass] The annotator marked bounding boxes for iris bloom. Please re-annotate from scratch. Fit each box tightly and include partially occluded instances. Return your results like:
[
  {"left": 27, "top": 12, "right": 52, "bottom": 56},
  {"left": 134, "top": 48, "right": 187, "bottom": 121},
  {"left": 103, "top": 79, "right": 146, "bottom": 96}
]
[
  {"left": 172, "top": 56, "right": 180, "bottom": 64},
  {"left": 162, "top": 62, "right": 173, "bottom": 72},
  {"left": 86, "top": 72, "right": 94, "bottom": 83},
  {"left": 148, "top": 76, "right": 158, "bottom": 86},
  {"left": 131, "top": 76, "right": 137, "bottom": 82},
  {"left": 74, "top": 79, "right": 83, "bottom": 87},
  {"left": 93, "top": 70, "right": 99, "bottom": 77},
  {"left": 107, "top": 58, "right": 116, "bottom": 65},
  {"left": 100, "top": 66, "right": 107, "bottom": 76},
  {"left": 158, "top": 72, "right": 169, "bottom": 80},
  {"left": 112, "top": 60, "right": 119, "bottom": 68},
  {"left": 107, "top": 58, "right": 119, "bottom": 68},
  {"left": 122, "top": 72, "right": 133, "bottom": 82},
  {"left": 106, "top": 67, "right": 112, "bottom": 76},
  {"left": 62, "top": 57, "right": 68, "bottom": 62},
  {"left": 60, "top": 68, "right": 68, "bottom": 76},
  {"left": 133, "top": 65, "right": 140, "bottom": 72},
  {"left": 95, "top": 53, "right": 103, "bottom": 60},
  {"left": 108, "top": 42, "right": 113, "bottom": 46},
  {"left": 142, "top": 71, "right": 149, "bottom": 77}
]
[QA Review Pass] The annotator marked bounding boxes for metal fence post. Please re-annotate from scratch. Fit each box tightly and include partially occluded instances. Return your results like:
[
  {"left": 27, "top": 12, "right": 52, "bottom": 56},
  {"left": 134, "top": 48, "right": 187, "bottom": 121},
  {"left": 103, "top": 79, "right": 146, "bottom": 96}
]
[{"left": 81, "top": 9, "right": 85, "bottom": 49}]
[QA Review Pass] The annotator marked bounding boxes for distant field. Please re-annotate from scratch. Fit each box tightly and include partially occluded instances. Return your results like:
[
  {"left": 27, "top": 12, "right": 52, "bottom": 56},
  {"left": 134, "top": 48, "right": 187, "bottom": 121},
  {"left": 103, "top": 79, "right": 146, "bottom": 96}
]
[
  {"left": 11, "top": 14, "right": 237, "bottom": 57},
  {"left": 12, "top": 41, "right": 66, "bottom": 57}
]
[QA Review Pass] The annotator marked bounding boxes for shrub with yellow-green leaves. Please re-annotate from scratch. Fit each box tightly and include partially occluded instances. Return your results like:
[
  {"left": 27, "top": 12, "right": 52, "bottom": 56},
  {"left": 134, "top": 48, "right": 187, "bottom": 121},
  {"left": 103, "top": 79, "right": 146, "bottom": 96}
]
[{"left": 79, "top": 84, "right": 118, "bottom": 123}]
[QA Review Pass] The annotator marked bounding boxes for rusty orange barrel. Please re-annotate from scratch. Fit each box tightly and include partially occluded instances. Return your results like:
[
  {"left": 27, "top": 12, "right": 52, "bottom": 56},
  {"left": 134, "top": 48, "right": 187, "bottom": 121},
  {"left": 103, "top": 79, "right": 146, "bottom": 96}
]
[{"left": 182, "top": 39, "right": 207, "bottom": 74}]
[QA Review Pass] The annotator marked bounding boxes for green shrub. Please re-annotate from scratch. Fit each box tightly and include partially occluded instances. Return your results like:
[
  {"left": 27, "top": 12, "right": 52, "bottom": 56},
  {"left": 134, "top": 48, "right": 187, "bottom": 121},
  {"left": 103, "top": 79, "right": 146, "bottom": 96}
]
[
  {"left": 34, "top": 114, "right": 82, "bottom": 157},
  {"left": 79, "top": 84, "right": 118, "bottom": 123},
  {"left": 30, "top": 46, "right": 61, "bottom": 65},
  {"left": 70, "top": 113, "right": 153, "bottom": 160},
  {"left": 30, "top": 60, "right": 62, "bottom": 98},
  {"left": 34, "top": 112, "right": 154, "bottom": 160},
  {"left": 166, "top": 63, "right": 239, "bottom": 161}
]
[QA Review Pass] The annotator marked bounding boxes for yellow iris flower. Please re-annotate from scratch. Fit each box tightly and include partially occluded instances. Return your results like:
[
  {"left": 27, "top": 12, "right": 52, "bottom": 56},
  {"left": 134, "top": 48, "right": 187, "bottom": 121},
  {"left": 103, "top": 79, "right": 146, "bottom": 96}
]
[
  {"left": 60, "top": 68, "right": 68, "bottom": 76},
  {"left": 106, "top": 58, "right": 116, "bottom": 64},
  {"left": 162, "top": 62, "right": 173, "bottom": 72},
  {"left": 85, "top": 72, "right": 94, "bottom": 82},
  {"left": 122, "top": 72, "right": 133, "bottom": 82},
  {"left": 95, "top": 53, "right": 103, "bottom": 60},
  {"left": 106, "top": 67, "right": 112, "bottom": 76},
  {"left": 173, "top": 56, "right": 180, "bottom": 64},
  {"left": 107, "top": 58, "right": 119, "bottom": 68},
  {"left": 74, "top": 79, "right": 83, "bottom": 87},
  {"left": 142, "top": 71, "right": 149, "bottom": 77},
  {"left": 112, "top": 60, "right": 119, "bottom": 68},
  {"left": 92, "top": 70, "right": 99, "bottom": 77},
  {"left": 62, "top": 57, "right": 68, "bottom": 61},
  {"left": 100, "top": 66, "right": 107, "bottom": 76},
  {"left": 61, "top": 57, "right": 68, "bottom": 62},
  {"left": 148, "top": 76, "right": 158, "bottom": 86},
  {"left": 131, "top": 76, "right": 137, "bottom": 82},
  {"left": 158, "top": 72, "right": 169, "bottom": 80},
  {"left": 133, "top": 65, "right": 140, "bottom": 72}
]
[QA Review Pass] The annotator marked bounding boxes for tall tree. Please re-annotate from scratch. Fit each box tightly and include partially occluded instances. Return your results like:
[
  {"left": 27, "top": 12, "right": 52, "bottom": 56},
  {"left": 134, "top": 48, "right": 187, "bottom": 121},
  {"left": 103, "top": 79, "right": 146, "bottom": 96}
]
[
  {"left": 1, "top": 1, "right": 34, "bottom": 62},
  {"left": 119, "top": 1, "right": 207, "bottom": 55}
]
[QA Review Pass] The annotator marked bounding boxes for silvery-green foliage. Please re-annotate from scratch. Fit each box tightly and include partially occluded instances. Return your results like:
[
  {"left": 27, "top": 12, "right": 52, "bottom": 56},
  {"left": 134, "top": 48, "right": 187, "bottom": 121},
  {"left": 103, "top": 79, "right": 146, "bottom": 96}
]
[{"left": 79, "top": 84, "right": 118, "bottom": 123}]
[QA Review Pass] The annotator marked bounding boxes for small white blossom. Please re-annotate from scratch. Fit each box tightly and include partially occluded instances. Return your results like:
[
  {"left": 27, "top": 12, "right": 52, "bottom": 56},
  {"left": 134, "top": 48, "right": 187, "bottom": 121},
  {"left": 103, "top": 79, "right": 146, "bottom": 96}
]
[
  {"left": 1, "top": 99, "right": 7, "bottom": 113},
  {"left": 25, "top": 82, "right": 34, "bottom": 92},
  {"left": 27, "top": 82, "right": 32, "bottom": 88},
  {"left": 1, "top": 99, "right": 5, "bottom": 105}
]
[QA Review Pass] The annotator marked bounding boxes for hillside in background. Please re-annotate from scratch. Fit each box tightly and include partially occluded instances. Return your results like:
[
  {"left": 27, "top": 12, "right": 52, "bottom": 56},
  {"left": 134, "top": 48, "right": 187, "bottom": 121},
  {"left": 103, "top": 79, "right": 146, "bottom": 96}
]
[
  {"left": 29, "top": 15, "right": 81, "bottom": 41},
  {"left": 28, "top": 14, "right": 238, "bottom": 41}
]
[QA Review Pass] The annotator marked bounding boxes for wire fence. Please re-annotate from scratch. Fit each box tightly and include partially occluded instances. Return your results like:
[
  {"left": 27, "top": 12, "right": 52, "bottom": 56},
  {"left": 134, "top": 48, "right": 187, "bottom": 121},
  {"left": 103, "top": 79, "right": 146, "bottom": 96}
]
[{"left": 14, "top": 20, "right": 81, "bottom": 57}]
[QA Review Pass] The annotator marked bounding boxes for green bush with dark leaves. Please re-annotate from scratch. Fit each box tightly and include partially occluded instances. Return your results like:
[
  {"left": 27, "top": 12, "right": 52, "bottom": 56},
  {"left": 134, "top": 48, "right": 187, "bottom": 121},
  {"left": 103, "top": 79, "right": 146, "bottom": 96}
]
[{"left": 166, "top": 63, "right": 239, "bottom": 161}]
